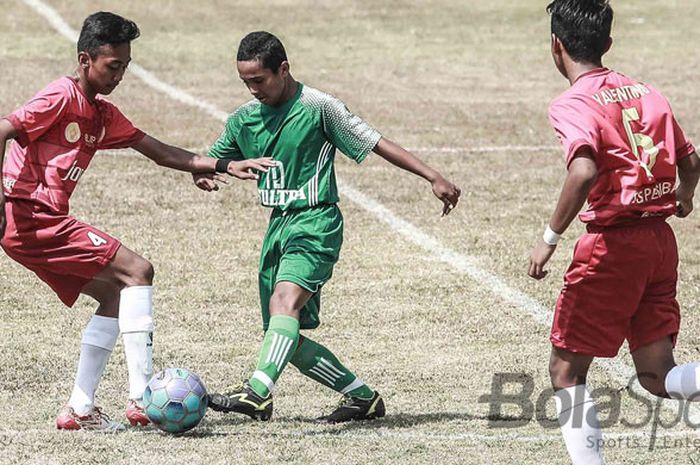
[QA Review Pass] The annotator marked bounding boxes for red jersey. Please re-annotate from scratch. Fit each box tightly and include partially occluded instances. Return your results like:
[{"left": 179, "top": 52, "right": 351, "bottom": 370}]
[
  {"left": 549, "top": 68, "right": 695, "bottom": 226},
  {"left": 3, "top": 76, "right": 145, "bottom": 215}
]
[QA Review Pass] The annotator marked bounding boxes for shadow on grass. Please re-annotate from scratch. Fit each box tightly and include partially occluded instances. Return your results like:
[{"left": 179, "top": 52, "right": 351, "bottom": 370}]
[{"left": 180, "top": 410, "right": 527, "bottom": 438}]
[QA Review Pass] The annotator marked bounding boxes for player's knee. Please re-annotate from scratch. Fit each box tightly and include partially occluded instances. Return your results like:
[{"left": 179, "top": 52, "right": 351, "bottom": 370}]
[
  {"left": 549, "top": 360, "right": 585, "bottom": 390},
  {"left": 142, "top": 260, "right": 155, "bottom": 284},
  {"left": 127, "top": 258, "right": 154, "bottom": 286},
  {"left": 268, "top": 291, "right": 302, "bottom": 316}
]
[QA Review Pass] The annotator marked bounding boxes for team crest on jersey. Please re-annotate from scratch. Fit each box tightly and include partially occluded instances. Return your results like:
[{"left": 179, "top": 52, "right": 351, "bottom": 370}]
[{"left": 64, "top": 122, "right": 81, "bottom": 144}]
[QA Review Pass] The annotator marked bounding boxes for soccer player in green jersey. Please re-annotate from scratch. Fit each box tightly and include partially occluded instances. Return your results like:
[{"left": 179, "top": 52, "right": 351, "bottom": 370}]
[{"left": 197, "top": 31, "right": 461, "bottom": 423}]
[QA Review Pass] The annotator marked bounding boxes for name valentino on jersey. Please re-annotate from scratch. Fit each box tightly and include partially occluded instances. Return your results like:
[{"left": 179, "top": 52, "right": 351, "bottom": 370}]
[{"left": 591, "top": 83, "right": 651, "bottom": 106}]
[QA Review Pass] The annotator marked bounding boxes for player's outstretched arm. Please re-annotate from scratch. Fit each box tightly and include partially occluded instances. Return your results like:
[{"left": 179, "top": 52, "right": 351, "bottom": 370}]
[
  {"left": 0, "top": 119, "right": 18, "bottom": 238},
  {"left": 676, "top": 152, "right": 700, "bottom": 218},
  {"left": 132, "top": 135, "right": 275, "bottom": 179},
  {"left": 372, "top": 137, "right": 461, "bottom": 216},
  {"left": 528, "top": 150, "right": 597, "bottom": 280}
]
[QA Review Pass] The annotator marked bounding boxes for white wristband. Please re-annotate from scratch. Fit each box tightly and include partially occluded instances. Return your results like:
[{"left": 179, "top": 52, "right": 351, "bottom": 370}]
[{"left": 543, "top": 225, "right": 561, "bottom": 246}]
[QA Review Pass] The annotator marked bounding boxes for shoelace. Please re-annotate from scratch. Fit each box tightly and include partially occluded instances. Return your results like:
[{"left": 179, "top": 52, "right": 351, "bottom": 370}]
[{"left": 222, "top": 383, "right": 247, "bottom": 396}]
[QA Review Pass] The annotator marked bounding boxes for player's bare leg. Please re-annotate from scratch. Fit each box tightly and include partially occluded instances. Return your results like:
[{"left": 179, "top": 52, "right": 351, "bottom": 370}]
[
  {"left": 92, "top": 244, "right": 155, "bottom": 425},
  {"left": 549, "top": 347, "right": 594, "bottom": 389},
  {"left": 631, "top": 336, "right": 676, "bottom": 397},
  {"left": 549, "top": 347, "right": 604, "bottom": 465},
  {"left": 633, "top": 336, "right": 700, "bottom": 400}
]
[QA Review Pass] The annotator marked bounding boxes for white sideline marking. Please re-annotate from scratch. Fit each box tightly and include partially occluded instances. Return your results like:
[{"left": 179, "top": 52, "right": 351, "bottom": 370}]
[{"left": 21, "top": 0, "right": 700, "bottom": 438}]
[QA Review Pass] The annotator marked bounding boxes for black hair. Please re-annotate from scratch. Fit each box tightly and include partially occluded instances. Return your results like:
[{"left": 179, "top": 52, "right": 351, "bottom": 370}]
[
  {"left": 77, "top": 11, "right": 140, "bottom": 57},
  {"left": 237, "top": 31, "right": 287, "bottom": 73},
  {"left": 546, "top": 0, "right": 613, "bottom": 63}
]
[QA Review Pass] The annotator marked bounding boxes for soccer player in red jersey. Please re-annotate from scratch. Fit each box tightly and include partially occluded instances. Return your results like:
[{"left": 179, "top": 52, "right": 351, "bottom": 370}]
[
  {"left": 0, "top": 12, "right": 273, "bottom": 431},
  {"left": 528, "top": 1, "right": 700, "bottom": 463}
]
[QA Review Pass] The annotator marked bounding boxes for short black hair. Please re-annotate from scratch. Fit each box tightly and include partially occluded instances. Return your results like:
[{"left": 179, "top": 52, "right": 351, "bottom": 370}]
[
  {"left": 547, "top": 0, "right": 613, "bottom": 63},
  {"left": 237, "top": 31, "right": 287, "bottom": 73},
  {"left": 77, "top": 11, "right": 140, "bottom": 57}
]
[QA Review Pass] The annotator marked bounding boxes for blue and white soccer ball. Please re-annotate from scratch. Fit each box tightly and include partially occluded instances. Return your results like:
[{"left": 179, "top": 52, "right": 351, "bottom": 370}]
[{"left": 143, "top": 368, "right": 208, "bottom": 434}]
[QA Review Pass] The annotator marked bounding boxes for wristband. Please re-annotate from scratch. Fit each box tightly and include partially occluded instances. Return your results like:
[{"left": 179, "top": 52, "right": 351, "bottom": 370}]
[
  {"left": 215, "top": 158, "right": 230, "bottom": 173},
  {"left": 543, "top": 225, "right": 561, "bottom": 246}
]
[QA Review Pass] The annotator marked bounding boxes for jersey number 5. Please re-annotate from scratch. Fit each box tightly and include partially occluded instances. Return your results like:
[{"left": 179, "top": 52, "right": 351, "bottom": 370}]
[{"left": 621, "top": 107, "right": 660, "bottom": 178}]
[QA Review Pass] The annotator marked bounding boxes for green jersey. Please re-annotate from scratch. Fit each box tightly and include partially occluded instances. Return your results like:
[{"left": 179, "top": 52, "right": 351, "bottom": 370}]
[{"left": 208, "top": 83, "right": 381, "bottom": 210}]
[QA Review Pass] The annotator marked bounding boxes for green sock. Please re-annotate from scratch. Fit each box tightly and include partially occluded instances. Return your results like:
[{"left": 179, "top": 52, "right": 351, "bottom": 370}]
[
  {"left": 249, "top": 315, "right": 300, "bottom": 397},
  {"left": 290, "top": 336, "right": 374, "bottom": 399}
]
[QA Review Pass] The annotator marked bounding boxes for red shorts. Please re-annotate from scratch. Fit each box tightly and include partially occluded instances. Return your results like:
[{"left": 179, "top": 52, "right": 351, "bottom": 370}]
[
  {"left": 551, "top": 217, "right": 680, "bottom": 357},
  {"left": 1, "top": 199, "right": 121, "bottom": 307}
]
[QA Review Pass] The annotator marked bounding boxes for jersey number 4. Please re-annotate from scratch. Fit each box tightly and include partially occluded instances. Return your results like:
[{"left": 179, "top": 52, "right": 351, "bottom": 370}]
[
  {"left": 87, "top": 231, "right": 108, "bottom": 247},
  {"left": 621, "top": 107, "right": 661, "bottom": 178}
]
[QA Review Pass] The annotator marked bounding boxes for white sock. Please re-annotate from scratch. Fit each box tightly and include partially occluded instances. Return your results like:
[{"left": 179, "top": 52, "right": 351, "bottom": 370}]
[
  {"left": 68, "top": 315, "right": 119, "bottom": 415},
  {"left": 119, "top": 286, "right": 154, "bottom": 400},
  {"left": 665, "top": 363, "right": 700, "bottom": 400},
  {"left": 555, "top": 385, "right": 605, "bottom": 465}
]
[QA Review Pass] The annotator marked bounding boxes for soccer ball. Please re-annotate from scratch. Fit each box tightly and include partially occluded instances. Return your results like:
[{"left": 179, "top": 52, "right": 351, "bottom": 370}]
[{"left": 143, "top": 368, "right": 208, "bottom": 434}]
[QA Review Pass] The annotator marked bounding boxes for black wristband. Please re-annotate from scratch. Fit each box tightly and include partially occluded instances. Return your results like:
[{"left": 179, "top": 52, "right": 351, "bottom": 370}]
[{"left": 215, "top": 158, "right": 230, "bottom": 173}]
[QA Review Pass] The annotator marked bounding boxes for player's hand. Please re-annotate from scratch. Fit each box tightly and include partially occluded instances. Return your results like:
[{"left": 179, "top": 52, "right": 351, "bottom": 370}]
[
  {"left": 431, "top": 176, "right": 461, "bottom": 216},
  {"left": 226, "top": 158, "right": 277, "bottom": 181},
  {"left": 675, "top": 186, "right": 694, "bottom": 218},
  {"left": 0, "top": 190, "right": 5, "bottom": 239},
  {"left": 193, "top": 172, "right": 228, "bottom": 192},
  {"left": 528, "top": 239, "right": 557, "bottom": 280}
]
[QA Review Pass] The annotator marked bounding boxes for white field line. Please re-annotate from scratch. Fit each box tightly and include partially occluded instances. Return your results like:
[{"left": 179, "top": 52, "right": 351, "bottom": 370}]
[
  {"left": 21, "top": 0, "right": 559, "bottom": 157},
  {"left": 21, "top": 0, "right": 700, "bottom": 435},
  {"left": 0, "top": 426, "right": 697, "bottom": 445}
]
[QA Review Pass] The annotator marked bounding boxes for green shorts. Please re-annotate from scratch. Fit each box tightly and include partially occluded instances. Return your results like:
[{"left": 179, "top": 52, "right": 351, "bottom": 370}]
[{"left": 259, "top": 204, "right": 343, "bottom": 330}]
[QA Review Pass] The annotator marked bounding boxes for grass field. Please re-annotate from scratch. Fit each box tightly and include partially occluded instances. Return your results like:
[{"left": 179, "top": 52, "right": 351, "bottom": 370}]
[{"left": 1, "top": 0, "right": 700, "bottom": 464}]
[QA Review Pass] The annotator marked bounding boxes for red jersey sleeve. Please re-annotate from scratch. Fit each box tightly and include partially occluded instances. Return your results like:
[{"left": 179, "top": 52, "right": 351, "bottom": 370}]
[
  {"left": 4, "top": 87, "right": 70, "bottom": 147},
  {"left": 97, "top": 100, "right": 145, "bottom": 149},
  {"left": 548, "top": 99, "right": 601, "bottom": 167}
]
